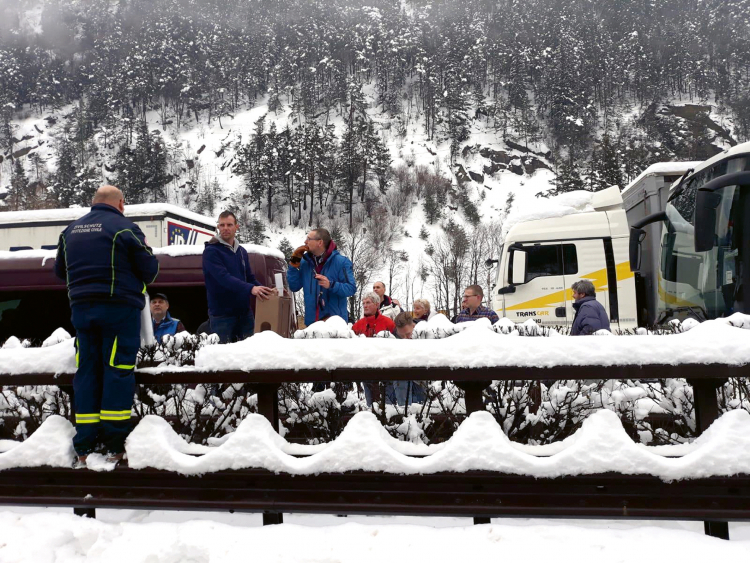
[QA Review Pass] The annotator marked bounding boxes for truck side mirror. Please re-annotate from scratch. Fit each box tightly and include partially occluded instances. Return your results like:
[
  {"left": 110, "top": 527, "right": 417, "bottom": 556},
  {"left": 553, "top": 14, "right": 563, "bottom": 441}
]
[
  {"left": 485, "top": 258, "right": 498, "bottom": 268},
  {"left": 511, "top": 250, "right": 527, "bottom": 285},
  {"left": 629, "top": 227, "right": 646, "bottom": 272},
  {"left": 628, "top": 211, "right": 667, "bottom": 273},
  {"left": 694, "top": 172, "right": 750, "bottom": 252}
]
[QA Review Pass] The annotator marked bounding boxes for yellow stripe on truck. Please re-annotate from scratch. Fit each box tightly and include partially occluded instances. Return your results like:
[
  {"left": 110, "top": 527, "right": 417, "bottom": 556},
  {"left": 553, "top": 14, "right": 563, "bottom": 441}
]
[
  {"left": 505, "top": 261, "right": 634, "bottom": 311},
  {"left": 657, "top": 279, "right": 702, "bottom": 308}
]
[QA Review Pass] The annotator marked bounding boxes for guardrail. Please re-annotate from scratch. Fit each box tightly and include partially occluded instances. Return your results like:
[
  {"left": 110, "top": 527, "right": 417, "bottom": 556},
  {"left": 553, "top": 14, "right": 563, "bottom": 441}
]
[{"left": 0, "top": 363, "right": 747, "bottom": 539}]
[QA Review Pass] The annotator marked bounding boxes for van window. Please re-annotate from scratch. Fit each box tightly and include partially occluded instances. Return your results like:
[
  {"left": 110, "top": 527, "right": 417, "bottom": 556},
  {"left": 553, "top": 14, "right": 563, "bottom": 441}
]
[
  {"left": 0, "top": 286, "right": 210, "bottom": 344},
  {"left": 562, "top": 244, "right": 578, "bottom": 275},
  {"left": 524, "top": 244, "right": 578, "bottom": 282}
]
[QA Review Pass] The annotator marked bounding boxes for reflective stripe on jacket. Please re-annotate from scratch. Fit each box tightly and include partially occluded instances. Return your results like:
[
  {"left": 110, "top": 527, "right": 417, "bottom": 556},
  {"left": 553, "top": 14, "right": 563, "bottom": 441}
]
[{"left": 54, "top": 204, "right": 159, "bottom": 310}]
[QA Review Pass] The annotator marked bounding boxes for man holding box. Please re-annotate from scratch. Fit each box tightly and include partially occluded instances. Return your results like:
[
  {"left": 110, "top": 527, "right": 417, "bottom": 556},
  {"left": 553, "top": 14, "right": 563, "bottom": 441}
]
[
  {"left": 288, "top": 228, "right": 356, "bottom": 325},
  {"left": 202, "top": 211, "right": 273, "bottom": 343}
]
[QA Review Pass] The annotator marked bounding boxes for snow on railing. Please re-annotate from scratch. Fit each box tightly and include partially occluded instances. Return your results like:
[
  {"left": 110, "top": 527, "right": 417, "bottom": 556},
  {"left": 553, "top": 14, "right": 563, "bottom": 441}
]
[
  {"left": 3, "top": 408, "right": 750, "bottom": 480},
  {"left": 2, "top": 314, "right": 750, "bottom": 375},
  {"left": 195, "top": 314, "right": 750, "bottom": 372}
]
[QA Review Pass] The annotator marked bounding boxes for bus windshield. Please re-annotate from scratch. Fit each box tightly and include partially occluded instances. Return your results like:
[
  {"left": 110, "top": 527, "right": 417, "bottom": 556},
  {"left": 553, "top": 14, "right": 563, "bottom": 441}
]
[{"left": 661, "top": 155, "right": 750, "bottom": 320}]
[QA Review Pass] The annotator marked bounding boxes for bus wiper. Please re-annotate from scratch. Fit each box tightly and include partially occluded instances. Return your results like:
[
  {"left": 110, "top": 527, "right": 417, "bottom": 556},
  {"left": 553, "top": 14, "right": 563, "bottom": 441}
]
[
  {"left": 656, "top": 305, "right": 708, "bottom": 325},
  {"left": 667, "top": 168, "right": 695, "bottom": 202}
]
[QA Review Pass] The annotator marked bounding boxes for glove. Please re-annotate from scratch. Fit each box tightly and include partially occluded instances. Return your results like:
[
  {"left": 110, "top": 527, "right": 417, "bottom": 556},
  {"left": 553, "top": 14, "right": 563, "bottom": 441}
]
[{"left": 289, "top": 245, "right": 309, "bottom": 267}]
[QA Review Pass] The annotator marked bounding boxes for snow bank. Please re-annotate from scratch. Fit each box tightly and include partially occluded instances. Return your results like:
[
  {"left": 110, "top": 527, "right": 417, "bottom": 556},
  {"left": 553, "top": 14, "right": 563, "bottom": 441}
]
[
  {"left": 122, "top": 409, "right": 750, "bottom": 480},
  {"left": 2, "top": 511, "right": 747, "bottom": 563},
  {"left": 3, "top": 394, "right": 750, "bottom": 480},
  {"left": 0, "top": 338, "right": 76, "bottom": 374},
  {"left": 0, "top": 416, "right": 75, "bottom": 470},
  {"left": 41, "top": 328, "right": 72, "bottom": 348},
  {"left": 293, "top": 316, "right": 355, "bottom": 338}
]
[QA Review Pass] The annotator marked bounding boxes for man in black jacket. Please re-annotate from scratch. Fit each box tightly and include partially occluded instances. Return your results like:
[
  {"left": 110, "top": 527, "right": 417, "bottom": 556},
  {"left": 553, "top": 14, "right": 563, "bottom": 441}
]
[
  {"left": 202, "top": 211, "right": 273, "bottom": 343},
  {"left": 55, "top": 185, "right": 159, "bottom": 465},
  {"left": 570, "top": 280, "right": 611, "bottom": 335}
]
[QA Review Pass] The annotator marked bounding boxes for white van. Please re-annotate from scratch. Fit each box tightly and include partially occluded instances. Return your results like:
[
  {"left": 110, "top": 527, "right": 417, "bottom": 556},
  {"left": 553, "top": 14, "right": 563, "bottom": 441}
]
[{"left": 0, "top": 204, "right": 216, "bottom": 251}]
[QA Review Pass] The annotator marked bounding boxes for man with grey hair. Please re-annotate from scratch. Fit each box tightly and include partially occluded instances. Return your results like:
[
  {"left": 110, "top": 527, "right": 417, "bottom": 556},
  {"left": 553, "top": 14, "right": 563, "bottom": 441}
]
[
  {"left": 570, "top": 279, "right": 610, "bottom": 335},
  {"left": 352, "top": 291, "right": 395, "bottom": 337}
]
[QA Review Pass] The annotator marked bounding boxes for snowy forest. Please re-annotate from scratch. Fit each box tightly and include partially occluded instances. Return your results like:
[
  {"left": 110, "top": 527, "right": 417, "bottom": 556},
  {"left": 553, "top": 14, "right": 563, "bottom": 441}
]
[{"left": 1, "top": 0, "right": 749, "bottom": 314}]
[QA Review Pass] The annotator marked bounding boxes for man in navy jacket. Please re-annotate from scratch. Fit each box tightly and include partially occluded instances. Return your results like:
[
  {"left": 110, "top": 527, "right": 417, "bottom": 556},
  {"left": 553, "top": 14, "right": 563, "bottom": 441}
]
[
  {"left": 55, "top": 185, "right": 159, "bottom": 465},
  {"left": 288, "top": 228, "right": 356, "bottom": 326},
  {"left": 570, "top": 279, "right": 611, "bottom": 335},
  {"left": 150, "top": 293, "right": 186, "bottom": 340},
  {"left": 202, "top": 211, "right": 273, "bottom": 343}
]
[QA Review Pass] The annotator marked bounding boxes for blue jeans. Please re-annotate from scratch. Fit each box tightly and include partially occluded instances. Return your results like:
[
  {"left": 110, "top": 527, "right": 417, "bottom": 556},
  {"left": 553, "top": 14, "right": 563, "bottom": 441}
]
[
  {"left": 364, "top": 381, "right": 427, "bottom": 407},
  {"left": 71, "top": 302, "right": 140, "bottom": 456},
  {"left": 209, "top": 310, "right": 254, "bottom": 344}
]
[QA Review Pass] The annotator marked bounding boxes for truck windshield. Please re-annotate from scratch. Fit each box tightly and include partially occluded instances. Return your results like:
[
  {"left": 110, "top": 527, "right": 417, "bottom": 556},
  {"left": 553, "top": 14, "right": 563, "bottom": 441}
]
[{"left": 661, "top": 155, "right": 750, "bottom": 319}]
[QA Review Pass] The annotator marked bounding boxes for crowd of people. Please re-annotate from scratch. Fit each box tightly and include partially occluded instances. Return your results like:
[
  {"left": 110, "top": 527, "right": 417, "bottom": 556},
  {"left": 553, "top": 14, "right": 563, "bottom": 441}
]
[{"left": 54, "top": 186, "right": 611, "bottom": 466}]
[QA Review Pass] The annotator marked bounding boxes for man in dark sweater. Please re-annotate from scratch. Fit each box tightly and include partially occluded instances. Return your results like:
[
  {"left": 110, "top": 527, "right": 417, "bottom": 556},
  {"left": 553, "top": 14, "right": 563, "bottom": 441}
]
[
  {"left": 570, "top": 279, "right": 611, "bottom": 335},
  {"left": 202, "top": 211, "right": 273, "bottom": 343}
]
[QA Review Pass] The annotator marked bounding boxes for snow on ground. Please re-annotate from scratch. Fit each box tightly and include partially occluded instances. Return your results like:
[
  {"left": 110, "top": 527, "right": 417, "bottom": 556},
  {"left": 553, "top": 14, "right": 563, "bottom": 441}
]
[
  {"left": 5, "top": 407, "right": 750, "bottom": 480},
  {"left": 0, "top": 510, "right": 748, "bottom": 563}
]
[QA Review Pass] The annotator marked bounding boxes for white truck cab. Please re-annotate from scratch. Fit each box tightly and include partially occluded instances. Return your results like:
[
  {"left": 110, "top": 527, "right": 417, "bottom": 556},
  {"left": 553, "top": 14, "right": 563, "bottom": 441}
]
[{"left": 491, "top": 186, "right": 638, "bottom": 330}]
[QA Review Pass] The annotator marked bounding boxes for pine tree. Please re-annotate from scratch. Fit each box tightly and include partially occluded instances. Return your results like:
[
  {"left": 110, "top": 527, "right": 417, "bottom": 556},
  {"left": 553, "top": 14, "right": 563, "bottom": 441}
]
[
  {"left": 198, "top": 178, "right": 221, "bottom": 217},
  {"left": 593, "top": 134, "right": 623, "bottom": 190},
  {"left": 553, "top": 153, "right": 585, "bottom": 194},
  {"left": 278, "top": 237, "right": 293, "bottom": 261},
  {"left": 116, "top": 121, "right": 170, "bottom": 203},
  {"left": 340, "top": 80, "right": 367, "bottom": 229},
  {"left": 245, "top": 216, "right": 267, "bottom": 245},
  {"left": 9, "top": 158, "right": 29, "bottom": 211},
  {"left": 50, "top": 136, "right": 78, "bottom": 208}
]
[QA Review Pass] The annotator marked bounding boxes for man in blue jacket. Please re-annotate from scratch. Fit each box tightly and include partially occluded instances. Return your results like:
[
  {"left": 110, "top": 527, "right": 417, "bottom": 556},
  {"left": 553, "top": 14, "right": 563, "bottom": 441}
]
[
  {"left": 202, "top": 211, "right": 273, "bottom": 343},
  {"left": 54, "top": 185, "right": 159, "bottom": 465},
  {"left": 288, "top": 228, "right": 356, "bottom": 325},
  {"left": 150, "top": 293, "right": 186, "bottom": 340},
  {"left": 570, "top": 279, "right": 611, "bottom": 335}
]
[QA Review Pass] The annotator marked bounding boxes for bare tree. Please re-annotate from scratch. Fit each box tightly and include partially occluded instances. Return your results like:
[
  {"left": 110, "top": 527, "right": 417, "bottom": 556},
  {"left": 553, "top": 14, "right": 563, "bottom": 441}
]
[
  {"left": 424, "top": 224, "right": 469, "bottom": 319},
  {"left": 338, "top": 216, "right": 384, "bottom": 321},
  {"left": 385, "top": 250, "right": 408, "bottom": 303}
]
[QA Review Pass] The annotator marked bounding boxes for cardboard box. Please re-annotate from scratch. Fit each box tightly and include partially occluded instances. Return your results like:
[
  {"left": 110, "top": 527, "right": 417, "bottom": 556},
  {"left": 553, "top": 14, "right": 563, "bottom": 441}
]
[{"left": 254, "top": 293, "right": 293, "bottom": 336}]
